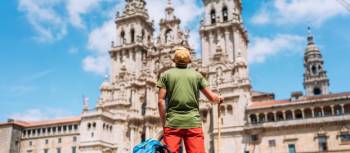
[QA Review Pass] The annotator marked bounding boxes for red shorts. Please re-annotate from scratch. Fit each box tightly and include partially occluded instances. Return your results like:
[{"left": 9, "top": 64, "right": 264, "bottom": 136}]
[{"left": 163, "top": 127, "right": 205, "bottom": 153}]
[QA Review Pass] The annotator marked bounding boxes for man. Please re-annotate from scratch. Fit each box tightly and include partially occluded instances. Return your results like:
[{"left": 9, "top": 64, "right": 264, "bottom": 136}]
[{"left": 157, "top": 46, "right": 223, "bottom": 153}]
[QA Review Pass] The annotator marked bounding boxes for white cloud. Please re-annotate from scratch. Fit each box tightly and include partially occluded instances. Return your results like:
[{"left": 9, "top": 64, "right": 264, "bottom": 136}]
[
  {"left": 248, "top": 34, "right": 304, "bottom": 64},
  {"left": 66, "top": 0, "right": 101, "bottom": 28},
  {"left": 251, "top": 0, "right": 349, "bottom": 26},
  {"left": 18, "top": 0, "right": 67, "bottom": 42},
  {"left": 68, "top": 47, "right": 79, "bottom": 54},
  {"left": 83, "top": 55, "right": 109, "bottom": 75},
  {"left": 251, "top": 10, "right": 270, "bottom": 25},
  {"left": 8, "top": 108, "right": 72, "bottom": 121}
]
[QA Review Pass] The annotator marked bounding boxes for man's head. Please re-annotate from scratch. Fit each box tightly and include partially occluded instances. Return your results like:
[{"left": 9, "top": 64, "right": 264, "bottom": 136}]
[{"left": 173, "top": 46, "right": 191, "bottom": 67}]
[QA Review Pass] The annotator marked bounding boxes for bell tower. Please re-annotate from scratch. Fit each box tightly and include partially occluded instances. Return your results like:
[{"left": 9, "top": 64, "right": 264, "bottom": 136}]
[
  {"left": 110, "top": 0, "right": 154, "bottom": 83},
  {"left": 200, "top": 0, "right": 248, "bottom": 66},
  {"left": 303, "top": 27, "right": 330, "bottom": 96}
]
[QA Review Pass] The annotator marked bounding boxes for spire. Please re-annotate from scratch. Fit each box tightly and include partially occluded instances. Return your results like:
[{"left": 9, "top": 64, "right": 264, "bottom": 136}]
[
  {"left": 307, "top": 26, "right": 314, "bottom": 45},
  {"left": 165, "top": 0, "right": 175, "bottom": 20},
  {"left": 82, "top": 96, "right": 89, "bottom": 113}
]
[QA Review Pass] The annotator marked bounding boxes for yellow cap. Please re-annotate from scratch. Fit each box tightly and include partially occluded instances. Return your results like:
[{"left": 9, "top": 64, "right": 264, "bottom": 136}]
[{"left": 173, "top": 47, "right": 191, "bottom": 66}]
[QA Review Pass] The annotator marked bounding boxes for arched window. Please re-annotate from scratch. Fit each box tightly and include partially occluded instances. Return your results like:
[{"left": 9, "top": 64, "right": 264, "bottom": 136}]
[
  {"left": 314, "top": 107, "right": 323, "bottom": 117},
  {"left": 304, "top": 108, "right": 313, "bottom": 118},
  {"left": 276, "top": 111, "right": 284, "bottom": 121},
  {"left": 120, "top": 31, "right": 125, "bottom": 44},
  {"left": 334, "top": 105, "right": 342, "bottom": 115},
  {"left": 323, "top": 106, "right": 332, "bottom": 116},
  {"left": 87, "top": 123, "right": 91, "bottom": 129},
  {"left": 311, "top": 65, "right": 317, "bottom": 75},
  {"left": 222, "top": 6, "right": 228, "bottom": 22},
  {"left": 267, "top": 112, "right": 275, "bottom": 122},
  {"left": 313, "top": 87, "right": 321, "bottom": 95},
  {"left": 295, "top": 109, "right": 303, "bottom": 119},
  {"left": 249, "top": 114, "right": 257, "bottom": 124},
  {"left": 165, "top": 29, "right": 172, "bottom": 43},
  {"left": 210, "top": 9, "right": 216, "bottom": 24},
  {"left": 285, "top": 110, "right": 293, "bottom": 120},
  {"left": 227, "top": 105, "right": 233, "bottom": 115},
  {"left": 130, "top": 29, "right": 135, "bottom": 43},
  {"left": 141, "top": 30, "right": 145, "bottom": 41},
  {"left": 258, "top": 113, "right": 265, "bottom": 123}
]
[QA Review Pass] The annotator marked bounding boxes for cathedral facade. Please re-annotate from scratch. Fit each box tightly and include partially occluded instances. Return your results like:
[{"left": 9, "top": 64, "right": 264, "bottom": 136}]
[{"left": 1, "top": 0, "right": 350, "bottom": 153}]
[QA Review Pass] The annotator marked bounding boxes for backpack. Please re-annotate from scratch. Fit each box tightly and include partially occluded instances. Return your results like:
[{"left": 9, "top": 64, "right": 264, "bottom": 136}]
[{"left": 132, "top": 139, "right": 170, "bottom": 153}]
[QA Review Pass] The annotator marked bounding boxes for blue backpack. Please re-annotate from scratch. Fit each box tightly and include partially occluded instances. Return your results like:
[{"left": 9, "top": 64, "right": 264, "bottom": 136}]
[{"left": 132, "top": 139, "right": 170, "bottom": 153}]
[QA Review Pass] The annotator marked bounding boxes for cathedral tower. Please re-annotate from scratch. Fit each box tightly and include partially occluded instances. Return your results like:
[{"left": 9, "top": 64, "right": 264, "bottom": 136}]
[
  {"left": 200, "top": 0, "right": 248, "bottom": 65},
  {"left": 110, "top": 0, "right": 154, "bottom": 83},
  {"left": 303, "top": 27, "right": 330, "bottom": 96}
]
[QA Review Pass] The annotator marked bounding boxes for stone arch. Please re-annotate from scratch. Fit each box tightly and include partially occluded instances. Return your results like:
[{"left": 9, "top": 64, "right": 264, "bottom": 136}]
[
  {"left": 344, "top": 104, "right": 350, "bottom": 114},
  {"left": 304, "top": 108, "right": 313, "bottom": 118},
  {"left": 222, "top": 6, "right": 228, "bottom": 22},
  {"left": 285, "top": 110, "right": 293, "bottom": 120},
  {"left": 227, "top": 105, "right": 233, "bottom": 115},
  {"left": 276, "top": 111, "right": 284, "bottom": 121},
  {"left": 210, "top": 9, "right": 216, "bottom": 24},
  {"left": 314, "top": 107, "right": 323, "bottom": 117},
  {"left": 249, "top": 114, "right": 257, "bottom": 124},
  {"left": 130, "top": 28, "right": 135, "bottom": 43},
  {"left": 120, "top": 30, "right": 125, "bottom": 44},
  {"left": 267, "top": 112, "right": 275, "bottom": 122},
  {"left": 258, "top": 113, "right": 265, "bottom": 123},
  {"left": 165, "top": 29, "right": 172, "bottom": 43},
  {"left": 295, "top": 109, "right": 303, "bottom": 119},
  {"left": 323, "top": 106, "right": 332, "bottom": 116},
  {"left": 220, "top": 105, "right": 226, "bottom": 115},
  {"left": 334, "top": 105, "right": 342, "bottom": 115}
]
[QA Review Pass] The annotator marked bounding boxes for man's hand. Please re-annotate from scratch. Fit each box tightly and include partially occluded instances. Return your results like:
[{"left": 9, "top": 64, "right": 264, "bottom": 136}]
[{"left": 200, "top": 87, "right": 224, "bottom": 104}]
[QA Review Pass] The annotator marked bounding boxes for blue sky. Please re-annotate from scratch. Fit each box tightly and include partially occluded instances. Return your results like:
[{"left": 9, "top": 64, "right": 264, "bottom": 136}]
[{"left": 0, "top": 0, "right": 349, "bottom": 122}]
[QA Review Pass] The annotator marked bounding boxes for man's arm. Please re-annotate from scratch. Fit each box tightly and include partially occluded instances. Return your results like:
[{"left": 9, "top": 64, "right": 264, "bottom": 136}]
[
  {"left": 158, "top": 88, "right": 167, "bottom": 127},
  {"left": 200, "top": 87, "right": 223, "bottom": 104}
]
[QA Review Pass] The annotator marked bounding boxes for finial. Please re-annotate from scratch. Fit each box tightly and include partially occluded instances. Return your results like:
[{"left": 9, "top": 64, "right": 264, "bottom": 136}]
[
  {"left": 83, "top": 95, "right": 89, "bottom": 112},
  {"left": 307, "top": 26, "right": 314, "bottom": 45}
]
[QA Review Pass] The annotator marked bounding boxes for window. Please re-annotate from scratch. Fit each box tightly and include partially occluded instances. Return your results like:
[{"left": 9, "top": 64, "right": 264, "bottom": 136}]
[
  {"left": 288, "top": 144, "right": 296, "bottom": 153},
  {"left": 53, "top": 127, "right": 56, "bottom": 133},
  {"left": 45, "top": 139, "right": 49, "bottom": 144},
  {"left": 268, "top": 139, "right": 276, "bottom": 147},
  {"left": 27, "top": 150, "right": 32, "bottom": 153},
  {"left": 58, "top": 126, "right": 62, "bottom": 132},
  {"left": 131, "top": 29, "right": 135, "bottom": 43},
  {"left": 311, "top": 65, "right": 317, "bottom": 75},
  {"left": 57, "top": 148, "right": 61, "bottom": 153},
  {"left": 313, "top": 88, "right": 321, "bottom": 95},
  {"left": 92, "top": 122, "right": 96, "bottom": 128},
  {"left": 210, "top": 9, "right": 216, "bottom": 24},
  {"left": 69, "top": 125, "right": 72, "bottom": 131},
  {"left": 87, "top": 123, "right": 91, "bottom": 129},
  {"left": 42, "top": 128, "right": 46, "bottom": 134},
  {"left": 318, "top": 136, "right": 328, "bottom": 151},
  {"left": 91, "top": 132, "right": 94, "bottom": 138},
  {"left": 251, "top": 134, "right": 258, "bottom": 142},
  {"left": 222, "top": 6, "right": 228, "bottom": 21},
  {"left": 73, "top": 136, "right": 77, "bottom": 142},
  {"left": 63, "top": 126, "right": 67, "bottom": 132},
  {"left": 72, "top": 146, "right": 77, "bottom": 153},
  {"left": 74, "top": 124, "right": 78, "bottom": 130},
  {"left": 340, "top": 132, "right": 350, "bottom": 142},
  {"left": 44, "top": 149, "right": 49, "bottom": 153},
  {"left": 58, "top": 138, "right": 62, "bottom": 143},
  {"left": 29, "top": 141, "right": 32, "bottom": 146}
]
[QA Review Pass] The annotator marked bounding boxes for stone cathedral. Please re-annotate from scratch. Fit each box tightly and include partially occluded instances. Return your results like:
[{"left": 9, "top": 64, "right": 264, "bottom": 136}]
[{"left": 1, "top": 0, "right": 350, "bottom": 153}]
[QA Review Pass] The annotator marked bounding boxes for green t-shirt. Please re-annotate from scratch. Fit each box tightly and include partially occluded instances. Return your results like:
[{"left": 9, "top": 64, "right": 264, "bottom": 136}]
[{"left": 156, "top": 67, "right": 208, "bottom": 129}]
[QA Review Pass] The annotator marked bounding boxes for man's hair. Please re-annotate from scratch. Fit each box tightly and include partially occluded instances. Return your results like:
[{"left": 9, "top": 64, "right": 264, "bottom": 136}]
[{"left": 173, "top": 46, "right": 191, "bottom": 66}]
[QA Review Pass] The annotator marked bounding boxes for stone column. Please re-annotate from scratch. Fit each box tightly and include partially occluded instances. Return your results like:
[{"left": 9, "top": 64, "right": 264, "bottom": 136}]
[
  {"left": 273, "top": 111, "right": 277, "bottom": 121},
  {"left": 341, "top": 104, "right": 345, "bottom": 115},
  {"left": 331, "top": 105, "right": 335, "bottom": 116},
  {"left": 321, "top": 106, "right": 324, "bottom": 117},
  {"left": 282, "top": 110, "right": 286, "bottom": 120},
  {"left": 311, "top": 107, "right": 315, "bottom": 118},
  {"left": 301, "top": 108, "right": 305, "bottom": 119},
  {"left": 291, "top": 109, "right": 295, "bottom": 120}
]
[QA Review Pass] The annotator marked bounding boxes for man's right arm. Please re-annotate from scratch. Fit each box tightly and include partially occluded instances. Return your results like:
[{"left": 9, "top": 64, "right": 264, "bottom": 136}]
[{"left": 200, "top": 87, "right": 223, "bottom": 104}]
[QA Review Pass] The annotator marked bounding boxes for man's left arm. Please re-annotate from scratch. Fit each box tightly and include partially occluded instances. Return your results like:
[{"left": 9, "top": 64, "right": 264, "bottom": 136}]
[{"left": 158, "top": 88, "right": 167, "bottom": 127}]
